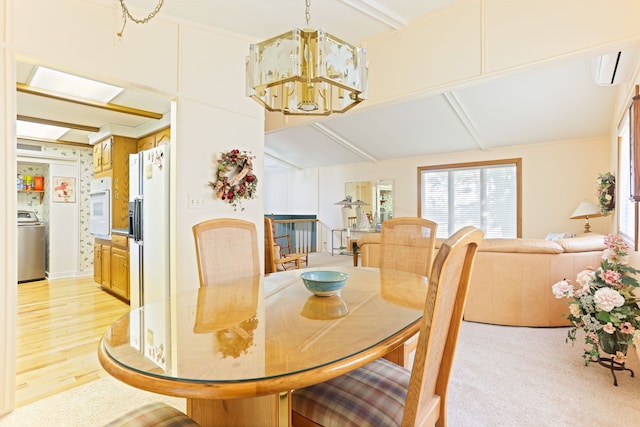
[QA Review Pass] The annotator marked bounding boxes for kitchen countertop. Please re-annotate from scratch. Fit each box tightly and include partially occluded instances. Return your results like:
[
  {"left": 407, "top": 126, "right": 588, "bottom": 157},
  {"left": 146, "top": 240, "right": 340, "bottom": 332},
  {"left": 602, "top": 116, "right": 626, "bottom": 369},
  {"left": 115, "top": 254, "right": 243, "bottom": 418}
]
[{"left": 111, "top": 228, "right": 129, "bottom": 235}]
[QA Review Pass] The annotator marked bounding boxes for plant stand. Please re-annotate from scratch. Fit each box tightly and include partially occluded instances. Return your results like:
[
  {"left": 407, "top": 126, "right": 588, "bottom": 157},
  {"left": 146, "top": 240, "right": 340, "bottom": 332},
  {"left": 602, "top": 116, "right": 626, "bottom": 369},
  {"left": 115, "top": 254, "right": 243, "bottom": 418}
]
[{"left": 598, "top": 356, "right": 635, "bottom": 386}]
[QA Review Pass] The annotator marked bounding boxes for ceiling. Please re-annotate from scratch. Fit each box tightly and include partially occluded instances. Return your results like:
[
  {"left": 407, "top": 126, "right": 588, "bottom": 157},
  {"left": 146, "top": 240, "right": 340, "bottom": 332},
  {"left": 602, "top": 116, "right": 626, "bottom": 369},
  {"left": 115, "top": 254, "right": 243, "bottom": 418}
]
[{"left": 15, "top": 0, "right": 640, "bottom": 173}]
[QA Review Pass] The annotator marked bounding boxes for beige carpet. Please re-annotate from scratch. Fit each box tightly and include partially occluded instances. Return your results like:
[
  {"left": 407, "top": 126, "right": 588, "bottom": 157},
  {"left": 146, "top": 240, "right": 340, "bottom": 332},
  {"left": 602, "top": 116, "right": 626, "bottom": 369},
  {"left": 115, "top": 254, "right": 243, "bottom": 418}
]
[{"left": 2, "top": 321, "right": 639, "bottom": 426}]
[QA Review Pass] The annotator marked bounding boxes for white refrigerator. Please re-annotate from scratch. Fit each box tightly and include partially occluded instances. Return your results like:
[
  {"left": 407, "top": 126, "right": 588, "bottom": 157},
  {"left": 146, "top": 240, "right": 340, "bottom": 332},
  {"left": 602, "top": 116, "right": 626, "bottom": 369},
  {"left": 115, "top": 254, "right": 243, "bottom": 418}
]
[{"left": 128, "top": 144, "right": 170, "bottom": 309}]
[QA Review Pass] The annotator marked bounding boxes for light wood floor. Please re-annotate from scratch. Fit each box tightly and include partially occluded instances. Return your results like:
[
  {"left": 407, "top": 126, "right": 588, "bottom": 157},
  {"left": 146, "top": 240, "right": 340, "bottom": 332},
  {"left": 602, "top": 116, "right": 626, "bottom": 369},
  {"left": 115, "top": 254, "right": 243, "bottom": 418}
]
[
  {"left": 14, "top": 252, "right": 353, "bottom": 408},
  {"left": 16, "top": 276, "right": 129, "bottom": 407}
]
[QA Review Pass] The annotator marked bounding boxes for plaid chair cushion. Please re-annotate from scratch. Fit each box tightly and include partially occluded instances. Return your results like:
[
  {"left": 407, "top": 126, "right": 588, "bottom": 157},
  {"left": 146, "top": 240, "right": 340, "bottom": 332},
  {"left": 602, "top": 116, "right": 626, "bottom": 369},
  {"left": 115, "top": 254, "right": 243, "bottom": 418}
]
[
  {"left": 103, "top": 402, "right": 200, "bottom": 427},
  {"left": 292, "top": 358, "right": 410, "bottom": 427}
]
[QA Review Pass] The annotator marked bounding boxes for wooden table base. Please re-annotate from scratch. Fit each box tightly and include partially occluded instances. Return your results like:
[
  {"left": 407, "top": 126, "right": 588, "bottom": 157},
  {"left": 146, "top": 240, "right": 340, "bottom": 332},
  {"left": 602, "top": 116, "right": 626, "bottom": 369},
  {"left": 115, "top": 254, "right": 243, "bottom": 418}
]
[{"left": 187, "top": 392, "right": 291, "bottom": 427}]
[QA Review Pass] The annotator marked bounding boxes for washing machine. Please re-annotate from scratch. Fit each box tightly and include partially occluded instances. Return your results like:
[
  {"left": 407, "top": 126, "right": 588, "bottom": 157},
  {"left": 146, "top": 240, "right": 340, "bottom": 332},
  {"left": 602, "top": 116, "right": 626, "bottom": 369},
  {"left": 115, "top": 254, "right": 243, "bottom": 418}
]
[{"left": 18, "top": 210, "right": 46, "bottom": 282}]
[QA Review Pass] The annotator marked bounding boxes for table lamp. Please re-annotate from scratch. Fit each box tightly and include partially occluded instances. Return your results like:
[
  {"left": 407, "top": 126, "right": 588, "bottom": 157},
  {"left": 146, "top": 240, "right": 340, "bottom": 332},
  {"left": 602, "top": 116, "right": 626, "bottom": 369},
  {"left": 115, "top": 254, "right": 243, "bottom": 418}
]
[
  {"left": 570, "top": 201, "right": 603, "bottom": 233},
  {"left": 352, "top": 199, "right": 370, "bottom": 229},
  {"left": 334, "top": 197, "right": 352, "bottom": 229}
]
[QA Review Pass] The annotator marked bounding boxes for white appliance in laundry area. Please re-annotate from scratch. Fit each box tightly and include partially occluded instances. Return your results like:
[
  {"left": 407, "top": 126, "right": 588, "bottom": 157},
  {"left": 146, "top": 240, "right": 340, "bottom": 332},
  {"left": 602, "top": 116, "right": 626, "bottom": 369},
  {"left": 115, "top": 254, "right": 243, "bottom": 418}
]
[
  {"left": 17, "top": 210, "right": 46, "bottom": 282},
  {"left": 128, "top": 145, "right": 170, "bottom": 309}
]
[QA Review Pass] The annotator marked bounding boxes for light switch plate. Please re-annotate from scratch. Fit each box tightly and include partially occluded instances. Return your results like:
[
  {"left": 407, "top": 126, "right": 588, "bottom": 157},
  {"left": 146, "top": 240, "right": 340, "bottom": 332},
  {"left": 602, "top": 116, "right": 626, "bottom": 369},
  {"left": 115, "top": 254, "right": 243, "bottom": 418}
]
[{"left": 188, "top": 194, "right": 205, "bottom": 209}]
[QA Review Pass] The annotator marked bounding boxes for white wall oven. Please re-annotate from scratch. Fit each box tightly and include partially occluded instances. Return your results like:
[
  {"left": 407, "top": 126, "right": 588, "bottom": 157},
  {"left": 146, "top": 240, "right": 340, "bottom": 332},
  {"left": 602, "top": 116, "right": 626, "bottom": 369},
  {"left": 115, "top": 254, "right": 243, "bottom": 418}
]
[{"left": 89, "top": 177, "right": 112, "bottom": 239}]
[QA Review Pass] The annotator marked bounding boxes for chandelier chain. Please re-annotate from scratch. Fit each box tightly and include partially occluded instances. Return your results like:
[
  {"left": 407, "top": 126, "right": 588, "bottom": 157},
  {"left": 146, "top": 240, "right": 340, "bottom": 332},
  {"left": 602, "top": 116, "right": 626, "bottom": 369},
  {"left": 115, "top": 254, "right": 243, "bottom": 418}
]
[
  {"left": 305, "top": 0, "right": 311, "bottom": 27},
  {"left": 117, "top": 0, "right": 166, "bottom": 37}
]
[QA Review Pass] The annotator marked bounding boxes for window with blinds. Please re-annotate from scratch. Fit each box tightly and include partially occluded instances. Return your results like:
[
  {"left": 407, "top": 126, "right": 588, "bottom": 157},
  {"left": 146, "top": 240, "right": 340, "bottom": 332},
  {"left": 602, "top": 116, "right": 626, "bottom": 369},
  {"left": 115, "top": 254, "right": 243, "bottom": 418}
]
[
  {"left": 618, "top": 115, "right": 637, "bottom": 249},
  {"left": 419, "top": 159, "right": 521, "bottom": 238}
]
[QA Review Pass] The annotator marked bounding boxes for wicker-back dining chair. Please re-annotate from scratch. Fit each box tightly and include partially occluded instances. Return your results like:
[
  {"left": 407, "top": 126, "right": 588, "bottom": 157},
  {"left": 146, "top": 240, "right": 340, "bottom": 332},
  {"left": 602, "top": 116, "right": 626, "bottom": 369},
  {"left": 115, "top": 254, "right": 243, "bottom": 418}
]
[
  {"left": 103, "top": 402, "right": 200, "bottom": 426},
  {"left": 378, "top": 217, "right": 438, "bottom": 367},
  {"left": 192, "top": 218, "right": 260, "bottom": 287},
  {"left": 379, "top": 217, "right": 438, "bottom": 277},
  {"left": 292, "top": 226, "right": 483, "bottom": 427}
]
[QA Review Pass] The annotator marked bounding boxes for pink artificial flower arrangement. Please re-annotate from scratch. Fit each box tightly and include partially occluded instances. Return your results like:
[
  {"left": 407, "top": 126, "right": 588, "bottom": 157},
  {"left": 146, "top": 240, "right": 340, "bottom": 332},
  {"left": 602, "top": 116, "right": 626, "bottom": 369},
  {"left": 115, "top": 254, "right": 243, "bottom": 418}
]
[{"left": 552, "top": 234, "right": 640, "bottom": 365}]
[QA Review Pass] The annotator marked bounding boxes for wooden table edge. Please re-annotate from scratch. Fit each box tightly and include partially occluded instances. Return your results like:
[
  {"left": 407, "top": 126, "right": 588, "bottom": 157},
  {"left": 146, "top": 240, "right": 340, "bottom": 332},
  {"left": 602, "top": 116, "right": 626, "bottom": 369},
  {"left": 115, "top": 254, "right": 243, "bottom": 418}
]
[{"left": 97, "top": 319, "right": 420, "bottom": 400}]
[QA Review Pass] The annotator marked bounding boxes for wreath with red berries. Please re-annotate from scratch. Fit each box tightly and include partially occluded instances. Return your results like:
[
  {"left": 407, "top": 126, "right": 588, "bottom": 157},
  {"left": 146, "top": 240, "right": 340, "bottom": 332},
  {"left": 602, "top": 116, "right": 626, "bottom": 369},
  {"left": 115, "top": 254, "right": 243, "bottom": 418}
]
[{"left": 209, "top": 149, "right": 258, "bottom": 211}]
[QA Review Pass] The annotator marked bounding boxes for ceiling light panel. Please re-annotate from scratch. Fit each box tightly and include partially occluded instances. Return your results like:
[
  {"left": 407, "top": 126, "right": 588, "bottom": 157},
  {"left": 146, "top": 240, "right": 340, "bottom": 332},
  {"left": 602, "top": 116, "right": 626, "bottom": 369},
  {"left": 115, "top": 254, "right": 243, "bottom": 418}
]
[
  {"left": 30, "top": 67, "right": 124, "bottom": 103},
  {"left": 17, "top": 120, "right": 70, "bottom": 140}
]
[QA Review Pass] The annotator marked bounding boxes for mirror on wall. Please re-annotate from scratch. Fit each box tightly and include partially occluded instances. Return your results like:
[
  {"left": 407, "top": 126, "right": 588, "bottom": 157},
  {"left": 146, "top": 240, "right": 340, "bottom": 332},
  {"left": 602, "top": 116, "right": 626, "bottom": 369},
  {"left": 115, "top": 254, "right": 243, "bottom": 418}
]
[{"left": 344, "top": 180, "right": 394, "bottom": 230}]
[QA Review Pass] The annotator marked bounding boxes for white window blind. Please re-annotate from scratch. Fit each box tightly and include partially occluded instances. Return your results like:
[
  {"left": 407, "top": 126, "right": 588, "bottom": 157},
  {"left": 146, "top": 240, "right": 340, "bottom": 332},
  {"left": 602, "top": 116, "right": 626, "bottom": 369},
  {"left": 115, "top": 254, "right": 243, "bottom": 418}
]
[
  {"left": 421, "top": 162, "right": 518, "bottom": 238},
  {"left": 618, "top": 116, "right": 636, "bottom": 248}
]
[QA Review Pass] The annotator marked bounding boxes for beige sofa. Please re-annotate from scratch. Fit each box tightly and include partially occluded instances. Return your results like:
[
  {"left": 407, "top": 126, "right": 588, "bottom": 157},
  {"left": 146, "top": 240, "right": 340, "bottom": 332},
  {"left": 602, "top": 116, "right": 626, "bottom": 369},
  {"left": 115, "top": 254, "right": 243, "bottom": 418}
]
[{"left": 357, "top": 233, "right": 607, "bottom": 327}]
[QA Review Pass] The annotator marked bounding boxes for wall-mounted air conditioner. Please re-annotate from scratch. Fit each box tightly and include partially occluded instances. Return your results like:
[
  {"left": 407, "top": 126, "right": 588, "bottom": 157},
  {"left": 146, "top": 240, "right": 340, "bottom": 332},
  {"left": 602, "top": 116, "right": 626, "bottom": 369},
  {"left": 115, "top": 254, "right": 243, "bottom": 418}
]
[{"left": 593, "top": 48, "right": 640, "bottom": 86}]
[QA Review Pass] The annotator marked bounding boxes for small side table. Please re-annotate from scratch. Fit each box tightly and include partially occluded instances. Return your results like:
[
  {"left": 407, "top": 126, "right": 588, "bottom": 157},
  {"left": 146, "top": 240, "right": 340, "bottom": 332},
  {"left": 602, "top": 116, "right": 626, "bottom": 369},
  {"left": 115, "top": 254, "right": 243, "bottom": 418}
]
[{"left": 331, "top": 229, "right": 347, "bottom": 256}]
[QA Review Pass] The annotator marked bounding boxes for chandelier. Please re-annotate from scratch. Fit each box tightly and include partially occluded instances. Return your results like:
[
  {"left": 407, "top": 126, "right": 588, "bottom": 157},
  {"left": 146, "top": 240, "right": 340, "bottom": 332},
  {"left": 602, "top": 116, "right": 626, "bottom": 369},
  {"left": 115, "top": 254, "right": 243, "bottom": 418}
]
[
  {"left": 116, "top": 0, "right": 165, "bottom": 37},
  {"left": 246, "top": 0, "right": 368, "bottom": 116}
]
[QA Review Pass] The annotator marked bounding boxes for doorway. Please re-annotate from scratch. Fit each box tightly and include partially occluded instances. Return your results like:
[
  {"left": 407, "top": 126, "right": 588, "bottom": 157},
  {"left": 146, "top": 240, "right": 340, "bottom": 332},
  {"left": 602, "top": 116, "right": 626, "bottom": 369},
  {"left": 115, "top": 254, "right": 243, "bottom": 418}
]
[{"left": 9, "top": 59, "right": 173, "bottom": 411}]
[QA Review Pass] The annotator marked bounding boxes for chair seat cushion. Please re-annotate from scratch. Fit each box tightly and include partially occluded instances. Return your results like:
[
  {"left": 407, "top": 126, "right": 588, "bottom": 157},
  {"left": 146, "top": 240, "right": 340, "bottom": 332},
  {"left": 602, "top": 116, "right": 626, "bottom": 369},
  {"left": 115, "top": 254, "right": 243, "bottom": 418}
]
[
  {"left": 292, "top": 358, "right": 410, "bottom": 427},
  {"left": 103, "top": 402, "right": 200, "bottom": 427}
]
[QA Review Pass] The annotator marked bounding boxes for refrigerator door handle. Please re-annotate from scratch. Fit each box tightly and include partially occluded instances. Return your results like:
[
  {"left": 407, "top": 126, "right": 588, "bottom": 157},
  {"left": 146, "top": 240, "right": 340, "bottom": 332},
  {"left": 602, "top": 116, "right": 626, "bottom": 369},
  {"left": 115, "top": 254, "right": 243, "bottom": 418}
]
[{"left": 134, "top": 197, "right": 143, "bottom": 244}]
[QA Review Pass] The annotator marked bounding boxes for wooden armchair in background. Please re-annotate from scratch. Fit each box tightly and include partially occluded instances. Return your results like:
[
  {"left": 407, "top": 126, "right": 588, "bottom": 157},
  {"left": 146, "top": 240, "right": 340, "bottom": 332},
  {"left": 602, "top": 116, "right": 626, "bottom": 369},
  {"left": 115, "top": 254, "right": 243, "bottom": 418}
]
[
  {"left": 268, "top": 216, "right": 309, "bottom": 267},
  {"left": 264, "top": 216, "right": 305, "bottom": 274},
  {"left": 271, "top": 221, "right": 294, "bottom": 257}
]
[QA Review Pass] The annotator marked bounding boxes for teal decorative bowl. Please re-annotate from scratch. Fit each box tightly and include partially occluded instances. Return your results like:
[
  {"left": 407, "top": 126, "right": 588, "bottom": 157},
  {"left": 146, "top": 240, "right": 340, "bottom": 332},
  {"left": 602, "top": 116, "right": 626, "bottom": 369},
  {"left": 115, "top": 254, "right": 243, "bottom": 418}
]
[{"left": 300, "top": 271, "right": 349, "bottom": 297}]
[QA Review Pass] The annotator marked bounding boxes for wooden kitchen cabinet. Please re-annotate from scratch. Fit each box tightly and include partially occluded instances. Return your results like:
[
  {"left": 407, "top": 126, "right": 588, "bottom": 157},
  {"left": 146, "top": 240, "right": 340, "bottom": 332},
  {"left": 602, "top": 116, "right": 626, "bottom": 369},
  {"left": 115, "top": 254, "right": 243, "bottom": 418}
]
[
  {"left": 93, "top": 135, "right": 137, "bottom": 229},
  {"left": 93, "top": 242, "right": 102, "bottom": 284},
  {"left": 93, "top": 136, "right": 114, "bottom": 174},
  {"left": 137, "top": 134, "right": 155, "bottom": 152},
  {"left": 93, "top": 134, "right": 135, "bottom": 302},
  {"left": 111, "top": 247, "right": 129, "bottom": 300},
  {"left": 93, "top": 144, "right": 102, "bottom": 175},
  {"left": 101, "top": 137, "right": 113, "bottom": 172},
  {"left": 155, "top": 127, "right": 171, "bottom": 146},
  {"left": 110, "top": 234, "right": 129, "bottom": 300},
  {"left": 101, "top": 244, "right": 111, "bottom": 288},
  {"left": 95, "top": 234, "right": 130, "bottom": 302},
  {"left": 137, "top": 127, "right": 171, "bottom": 152}
]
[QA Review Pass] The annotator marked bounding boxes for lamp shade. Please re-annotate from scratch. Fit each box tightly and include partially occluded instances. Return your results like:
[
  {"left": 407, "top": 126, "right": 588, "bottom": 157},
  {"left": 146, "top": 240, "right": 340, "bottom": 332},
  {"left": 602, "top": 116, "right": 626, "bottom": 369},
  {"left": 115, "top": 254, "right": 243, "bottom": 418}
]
[
  {"left": 334, "top": 197, "right": 352, "bottom": 208},
  {"left": 570, "top": 201, "right": 603, "bottom": 219}
]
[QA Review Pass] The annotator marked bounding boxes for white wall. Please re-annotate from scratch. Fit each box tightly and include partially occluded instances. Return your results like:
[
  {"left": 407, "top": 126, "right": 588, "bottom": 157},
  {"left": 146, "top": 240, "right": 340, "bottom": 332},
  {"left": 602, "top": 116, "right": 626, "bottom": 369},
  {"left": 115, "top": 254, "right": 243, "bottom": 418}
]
[
  {"left": 265, "top": 136, "right": 612, "bottom": 239},
  {"left": 1, "top": 0, "right": 265, "bottom": 415},
  {"left": 18, "top": 143, "right": 96, "bottom": 277},
  {"left": 263, "top": 169, "right": 319, "bottom": 216},
  {"left": 1, "top": 0, "right": 18, "bottom": 411},
  {"left": 47, "top": 162, "right": 80, "bottom": 278},
  {"left": 174, "top": 98, "right": 264, "bottom": 291},
  {"left": 263, "top": 0, "right": 640, "bottom": 239},
  {"left": 8, "top": 1, "right": 266, "bottom": 291},
  {"left": 1, "top": 0, "right": 639, "bottom": 417},
  {"left": 266, "top": 0, "right": 640, "bottom": 132}
]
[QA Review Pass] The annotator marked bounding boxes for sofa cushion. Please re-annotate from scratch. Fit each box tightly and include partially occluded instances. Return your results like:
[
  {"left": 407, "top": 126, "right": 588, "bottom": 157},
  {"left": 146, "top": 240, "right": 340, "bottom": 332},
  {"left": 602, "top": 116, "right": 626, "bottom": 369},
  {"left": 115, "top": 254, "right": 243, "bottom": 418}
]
[
  {"left": 478, "top": 238, "right": 563, "bottom": 254},
  {"left": 555, "top": 234, "right": 607, "bottom": 253},
  {"left": 545, "top": 232, "right": 573, "bottom": 240}
]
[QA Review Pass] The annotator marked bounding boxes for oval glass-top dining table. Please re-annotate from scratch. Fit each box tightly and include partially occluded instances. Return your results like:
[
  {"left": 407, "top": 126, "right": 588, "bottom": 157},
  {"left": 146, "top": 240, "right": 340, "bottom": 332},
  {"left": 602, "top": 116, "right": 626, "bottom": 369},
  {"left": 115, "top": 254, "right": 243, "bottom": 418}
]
[{"left": 98, "top": 266, "right": 429, "bottom": 427}]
